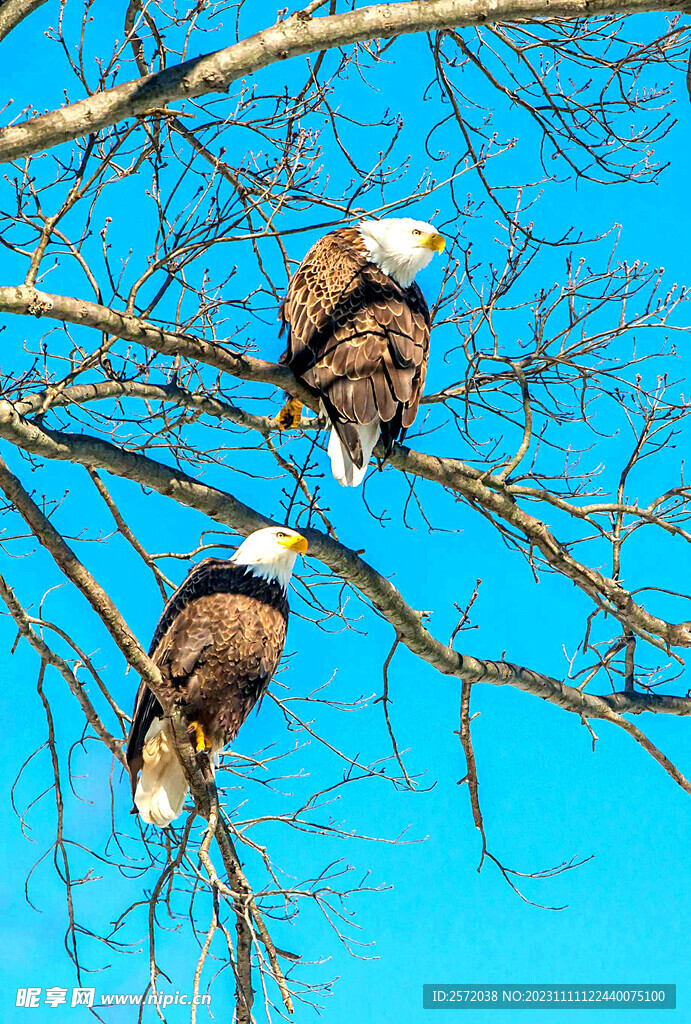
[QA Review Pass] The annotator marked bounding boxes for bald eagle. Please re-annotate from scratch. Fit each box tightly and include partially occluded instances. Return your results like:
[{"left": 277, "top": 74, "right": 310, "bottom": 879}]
[
  {"left": 277, "top": 217, "right": 445, "bottom": 486},
  {"left": 126, "top": 526, "right": 308, "bottom": 827}
]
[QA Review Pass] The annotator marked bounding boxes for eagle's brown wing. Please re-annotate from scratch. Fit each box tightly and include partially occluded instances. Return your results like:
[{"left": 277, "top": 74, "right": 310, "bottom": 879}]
[{"left": 279, "top": 227, "right": 430, "bottom": 460}]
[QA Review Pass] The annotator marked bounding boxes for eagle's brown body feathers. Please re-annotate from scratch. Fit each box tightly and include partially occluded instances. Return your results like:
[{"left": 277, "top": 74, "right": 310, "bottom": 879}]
[
  {"left": 152, "top": 589, "right": 286, "bottom": 749},
  {"left": 126, "top": 557, "right": 289, "bottom": 825},
  {"left": 280, "top": 228, "right": 431, "bottom": 467}
]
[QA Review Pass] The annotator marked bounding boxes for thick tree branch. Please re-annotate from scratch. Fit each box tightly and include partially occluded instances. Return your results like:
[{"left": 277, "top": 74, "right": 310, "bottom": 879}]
[
  {"left": 0, "top": 285, "right": 313, "bottom": 407},
  {"left": 0, "top": 0, "right": 685, "bottom": 163},
  {"left": 0, "top": 405, "right": 689, "bottom": 725},
  {"left": 12, "top": 378, "right": 316, "bottom": 434},
  {"left": 0, "top": 0, "right": 48, "bottom": 43},
  {"left": 0, "top": 284, "right": 687, "bottom": 653},
  {"left": 387, "top": 445, "right": 691, "bottom": 652}
]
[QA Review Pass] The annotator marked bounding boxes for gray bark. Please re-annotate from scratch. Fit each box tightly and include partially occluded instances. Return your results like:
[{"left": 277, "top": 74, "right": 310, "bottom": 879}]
[
  {"left": 0, "top": 284, "right": 314, "bottom": 405},
  {"left": 2, "top": 284, "right": 690, "bottom": 653},
  {"left": 0, "top": 395, "right": 689, "bottom": 722},
  {"left": 0, "top": 0, "right": 682, "bottom": 163},
  {"left": 0, "top": 0, "right": 49, "bottom": 43}
]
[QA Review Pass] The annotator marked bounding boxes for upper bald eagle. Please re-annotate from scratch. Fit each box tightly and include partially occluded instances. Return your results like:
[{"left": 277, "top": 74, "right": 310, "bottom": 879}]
[
  {"left": 126, "top": 526, "right": 308, "bottom": 827},
  {"left": 278, "top": 217, "right": 445, "bottom": 486}
]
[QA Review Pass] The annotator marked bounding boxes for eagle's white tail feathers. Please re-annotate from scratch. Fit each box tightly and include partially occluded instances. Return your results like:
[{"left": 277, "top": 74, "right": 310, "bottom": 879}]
[
  {"left": 135, "top": 720, "right": 189, "bottom": 828},
  {"left": 328, "top": 421, "right": 380, "bottom": 487}
]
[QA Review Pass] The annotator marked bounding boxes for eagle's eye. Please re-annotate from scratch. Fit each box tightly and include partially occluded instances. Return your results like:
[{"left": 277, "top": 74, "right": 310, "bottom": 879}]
[
  {"left": 412, "top": 229, "right": 421, "bottom": 236},
  {"left": 276, "top": 531, "right": 287, "bottom": 539}
]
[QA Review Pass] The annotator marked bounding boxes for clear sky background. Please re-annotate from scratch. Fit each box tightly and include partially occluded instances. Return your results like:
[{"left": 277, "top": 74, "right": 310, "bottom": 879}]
[{"left": 0, "top": 3, "right": 689, "bottom": 1022}]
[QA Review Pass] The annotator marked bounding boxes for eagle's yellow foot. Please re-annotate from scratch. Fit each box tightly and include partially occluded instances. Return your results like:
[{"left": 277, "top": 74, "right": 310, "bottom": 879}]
[
  {"left": 188, "top": 721, "right": 211, "bottom": 754},
  {"left": 276, "top": 397, "right": 303, "bottom": 430}
]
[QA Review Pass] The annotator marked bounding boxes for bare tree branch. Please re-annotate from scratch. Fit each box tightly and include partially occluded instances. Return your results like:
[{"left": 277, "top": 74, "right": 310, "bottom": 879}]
[
  {"left": 1, "top": 4, "right": 689, "bottom": 1000},
  {"left": 0, "top": 0, "right": 684, "bottom": 163},
  {"left": 0, "top": 0, "right": 48, "bottom": 43},
  {"left": 0, "top": 453, "right": 296, "bottom": 1014},
  {"left": 0, "top": 571, "right": 125, "bottom": 763},
  {"left": 0, "top": 286, "right": 311, "bottom": 406},
  {"left": 1, "top": 407, "right": 689, "bottom": 727}
]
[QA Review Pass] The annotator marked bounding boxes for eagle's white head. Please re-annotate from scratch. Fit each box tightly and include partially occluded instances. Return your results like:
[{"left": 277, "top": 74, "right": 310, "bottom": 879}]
[
  {"left": 358, "top": 217, "right": 445, "bottom": 288},
  {"left": 231, "top": 526, "right": 308, "bottom": 589}
]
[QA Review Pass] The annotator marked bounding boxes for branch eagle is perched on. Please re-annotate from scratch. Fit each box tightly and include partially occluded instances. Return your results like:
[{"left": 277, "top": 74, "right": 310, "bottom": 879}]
[
  {"left": 278, "top": 217, "right": 445, "bottom": 486},
  {"left": 126, "top": 527, "right": 308, "bottom": 827}
]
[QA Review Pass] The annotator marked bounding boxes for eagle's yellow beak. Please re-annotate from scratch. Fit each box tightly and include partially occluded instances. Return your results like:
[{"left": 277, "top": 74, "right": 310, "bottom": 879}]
[
  {"left": 423, "top": 232, "right": 445, "bottom": 253},
  {"left": 280, "top": 533, "right": 308, "bottom": 555}
]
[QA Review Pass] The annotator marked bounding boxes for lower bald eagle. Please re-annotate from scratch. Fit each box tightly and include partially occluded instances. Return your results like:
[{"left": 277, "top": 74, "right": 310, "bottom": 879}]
[
  {"left": 277, "top": 217, "right": 445, "bottom": 486},
  {"left": 126, "top": 526, "right": 308, "bottom": 827}
]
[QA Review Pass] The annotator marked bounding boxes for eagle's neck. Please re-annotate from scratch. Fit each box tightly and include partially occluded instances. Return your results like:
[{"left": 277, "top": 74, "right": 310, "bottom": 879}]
[{"left": 232, "top": 557, "right": 293, "bottom": 592}]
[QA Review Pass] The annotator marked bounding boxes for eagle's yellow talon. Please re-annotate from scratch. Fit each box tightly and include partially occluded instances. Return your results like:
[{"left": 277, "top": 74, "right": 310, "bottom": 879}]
[
  {"left": 276, "top": 397, "right": 303, "bottom": 431},
  {"left": 188, "top": 721, "right": 210, "bottom": 753}
]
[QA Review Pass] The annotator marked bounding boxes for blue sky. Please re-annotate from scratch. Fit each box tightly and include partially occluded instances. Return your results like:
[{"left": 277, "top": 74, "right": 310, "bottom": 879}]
[{"left": 1, "top": 3, "right": 690, "bottom": 1022}]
